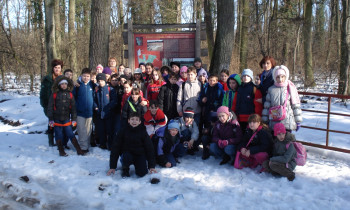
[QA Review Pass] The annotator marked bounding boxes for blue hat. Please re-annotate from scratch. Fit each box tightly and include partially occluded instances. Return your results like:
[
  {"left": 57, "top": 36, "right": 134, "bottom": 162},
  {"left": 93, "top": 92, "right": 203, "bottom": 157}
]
[
  {"left": 168, "top": 121, "right": 180, "bottom": 131},
  {"left": 241, "top": 69, "right": 254, "bottom": 80}
]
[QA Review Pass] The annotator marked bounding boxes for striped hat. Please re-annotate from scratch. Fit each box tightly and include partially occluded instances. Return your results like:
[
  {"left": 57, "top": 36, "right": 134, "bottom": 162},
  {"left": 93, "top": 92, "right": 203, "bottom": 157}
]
[{"left": 183, "top": 107, "right": 195, "bottom": 118}]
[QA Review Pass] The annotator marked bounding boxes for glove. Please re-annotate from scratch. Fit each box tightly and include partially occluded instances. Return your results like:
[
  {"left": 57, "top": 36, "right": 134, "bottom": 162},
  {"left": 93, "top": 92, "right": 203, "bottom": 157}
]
[
  {"left": 49, "top": 121, "right": 54, "bottom": 127},
  {"left": 296, "top": 123, "right": 301, "bottom": 132},
  {"left": 218, "top": 140, "right": 228, "bottom": 149},
  {"left": 72, "top": 121, "right": 77, "bottom": 127}
]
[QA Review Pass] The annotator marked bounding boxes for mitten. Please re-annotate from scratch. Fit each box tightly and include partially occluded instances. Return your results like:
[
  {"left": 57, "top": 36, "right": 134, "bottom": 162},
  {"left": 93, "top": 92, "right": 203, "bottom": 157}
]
[
  {"left": 72, "top": 121, "right": 77, "bottom": 127},
  {"left": 49, "top": 121, "right": 54, "bottom": 127},
  {"left": 296, "top": 123, "right": 301, "bottom": 132}
]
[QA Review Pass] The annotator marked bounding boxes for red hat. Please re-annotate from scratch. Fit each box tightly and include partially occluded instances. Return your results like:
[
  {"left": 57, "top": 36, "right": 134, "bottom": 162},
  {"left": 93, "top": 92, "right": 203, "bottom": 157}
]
[{"left": 274, "top": 123, "right": 286, "bottom": 136}]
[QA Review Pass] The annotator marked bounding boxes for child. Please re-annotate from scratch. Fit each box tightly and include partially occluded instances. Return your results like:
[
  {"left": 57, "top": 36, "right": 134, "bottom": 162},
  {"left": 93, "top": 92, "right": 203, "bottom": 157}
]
[
  {"left": 236, "top": 69, "right": 263, "bottom": 131},
  {"left": 107, "top": 112, "right": 157, "bottom": 178},
  {"left": 121, "top": 80, "right": 147, "bottom": 109},
  {"left": 91, "top": 69, "right": 97, "bottom": 84},
  {"left": 139, "top": 62, "right": 146, "bottom": 75},
  {"left": 73, "top": 68, "right": 95, "bottom": 153},
  {"left": 93, "top": 73, "right": 117, "bottom": 150},
  {"left": 197, "top": 69, "right": 208, "bottom": 88},
  {"left": 160, "top": 65, "right": 170, "bottom": 83},
  {"left": 147, "top": 69, "right": 166, "bottom": 101},
  {"left": 262, "top": 65, "right": 302, "bottom": 132},
  {"left": 176, "top": 66, "right": 187, "bottom": 87},
  {"left": 144, "top": 100, "right": 167, "bottom": 136},
  {"left": 235, "top": 114, "right": 272, "bottom": 169},
  {"left": 178, "top": 107, "right": 199, "bottom": 155},
  {"left": 144, "top": 63, "right": 154, "bottom": 89},
  {"left": 199, "top": 75, "right": 224, "bottom": 128},
  {"left": 194, "top": 57, "right": 208, "bottom": 75},
  {"left": 262, "top": 123, "right": 297, "bottom": 181},
  {"left": 122, "top": 87, "right": 148, "bottom": 127},
  {"left": 124, "top": 67, "right": 133, "bottom": 80},
  {"left": 118, "top": 64, "right": 125, "bottom": 75},
  {"left": 170, "top": 61, "right": 181, "bottom": 75},
  {"left": 64, "top": 69, "right": 73, "bottom": 80},
  {"left": 110, "top": 74, "right": 123, "bottom": 134},
  {"left": 103, "top": 67, "right": 112, "bottom": 83},
  {"left": 177, "top": 66, "right": 202, "bottom": 126},
  {"left": 219, "top": 69, "right": 230, "bottom": 91},
  {"left": 47, "top": 75, "right": 84, "bottom": 156},
  {"left": 209, "top": 106, "right": 242, "bottom": 165},
  {"left": 96, "top": 64, "right": 103, "bottom": 74},
  {"left": 158, "top": 72, "right": 179, "bottom": 121},
  {"left": 155, "top": 121, "right": 186, "bottom": 168},
  {"left": 133, "top": 68, "right": 146, "bottom": 95},
  {"left": 222, "top": 74, "right": 241, "bottom": 112}
]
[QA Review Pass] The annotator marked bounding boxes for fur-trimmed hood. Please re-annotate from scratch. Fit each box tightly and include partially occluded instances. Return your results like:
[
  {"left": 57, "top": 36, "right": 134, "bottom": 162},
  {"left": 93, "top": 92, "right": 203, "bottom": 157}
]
[{"left": 52, "top": 75, "right": 74, "bottom": 93}]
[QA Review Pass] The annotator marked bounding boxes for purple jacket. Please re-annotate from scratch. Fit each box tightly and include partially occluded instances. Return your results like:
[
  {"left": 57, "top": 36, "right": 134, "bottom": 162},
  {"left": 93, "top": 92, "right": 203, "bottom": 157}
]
[{"left": 212, "top": 114, "right": 243, "bottom": 145}]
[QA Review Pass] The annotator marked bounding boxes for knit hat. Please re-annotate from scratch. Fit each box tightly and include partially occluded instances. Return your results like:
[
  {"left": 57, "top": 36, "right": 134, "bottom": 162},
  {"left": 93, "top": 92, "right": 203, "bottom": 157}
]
[
  {"left": 273, "top": 65, "right": 290, "bottom": 84},
  {"left": 227, "top": 74, "right": 242, "bottom": 87},
  {"left": 139, "top": 63, "right": 146, "bottom": 67},
  {"left": 197, "top": 69, "right": 208, "bottom": 81},
  {"left": 241, "top": 69, "right": 254, "bottom": 80},
  {"left": 183, "top": 107, "right": 195, "bottom": 119},
  {"left": 96, "top": 73, "right": 106, "bottom": 82},
  {"left": 274, "top": 123, "right": 286, "bottom": 136},
  {"left": 170, "top": 61, "right": 181, "bottom": 69},
  {"left": 96, "top": 64, "right": 103, "bottom": 71},
  {"left": 134, "top": 68, "right": 142, "bottom": 74},
  {"left": 180, "top": 66, "right": 188, "bottom": 73},
  {"left": 103, "top": 67, "right": 112, "bottom": 75},
  {"left": 194, "top": 57, "right": 202, "bottom": 63},
  {"left": 58, "top": 79, "right": 68, "bottom": 85},
  {"left": 168, "top": 121, "right": 180, "bottom": 131},
  {"left": 217, "top": 106, "right": 230, "bottom": 116}
]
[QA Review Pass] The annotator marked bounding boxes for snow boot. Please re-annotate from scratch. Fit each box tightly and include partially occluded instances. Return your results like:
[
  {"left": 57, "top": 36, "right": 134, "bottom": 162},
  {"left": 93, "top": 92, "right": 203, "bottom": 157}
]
[
  {"left": 202, "top": 147, "right": 210, "bottom": 160},
  {"left": 220, "top": 154, "right": 231, "bottom": 165},
  {"left": 122, "top": 167, "right": 130, "bottom": 178},
  {"left": 269, "top": 161, "right": 295, "bottom": 181},
  {"left": 71, "top": 137, "right": 85, "bottom": 156},
  {"left": 56, "top": 139, "right": 68, "bottom": 157},
  {"left": 48, "top": 126, "right": 55, "bottom": 147}
]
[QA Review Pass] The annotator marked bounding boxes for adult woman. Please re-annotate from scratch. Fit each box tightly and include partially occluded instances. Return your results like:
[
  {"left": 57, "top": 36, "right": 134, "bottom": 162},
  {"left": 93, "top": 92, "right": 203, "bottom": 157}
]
[{"left": 256, "top": 56, "right": 276, "bottom": 103}]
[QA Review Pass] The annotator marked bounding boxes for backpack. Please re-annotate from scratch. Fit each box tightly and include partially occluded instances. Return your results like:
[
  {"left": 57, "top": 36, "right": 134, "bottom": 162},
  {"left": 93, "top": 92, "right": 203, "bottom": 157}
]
[
  {"left": 53, "top": 92, "right": 73, "bottom": 111},
  {"left": 287, "top": 141, "right": 307, "bottom": 166}
]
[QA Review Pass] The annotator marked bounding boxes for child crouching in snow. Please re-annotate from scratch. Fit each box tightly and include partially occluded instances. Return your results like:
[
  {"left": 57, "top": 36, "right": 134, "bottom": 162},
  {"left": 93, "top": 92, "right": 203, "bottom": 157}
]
[
  {"left": 107, "top": 112, "right": 157, "bottom": 178},
  {"left": 47, "top": 75, "right": 85, "bottom": 156},
  {"left": 262, "top": 123, "right": 297, "bottom": 181}
]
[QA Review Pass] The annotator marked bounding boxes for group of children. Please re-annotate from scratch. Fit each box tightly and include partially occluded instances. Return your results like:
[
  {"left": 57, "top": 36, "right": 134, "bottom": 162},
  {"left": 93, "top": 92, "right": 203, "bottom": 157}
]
[{"left": 41, "top": 56, "right": 303, "bottom": 181}]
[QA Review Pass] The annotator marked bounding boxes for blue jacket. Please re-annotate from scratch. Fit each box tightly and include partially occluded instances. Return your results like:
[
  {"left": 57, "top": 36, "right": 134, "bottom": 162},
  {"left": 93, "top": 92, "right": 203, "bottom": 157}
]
[
  {"left": 258, "top": 69, "right": 274, "bottom": 103},
  {"left": 199, "top": 82, "right": 224, "bottom": 112},
  {"left": 73, "top": 81, "right": 95, "bottom": 118},
  {"left": 93, "top": 85, "right": 117, "bottom": 119}
]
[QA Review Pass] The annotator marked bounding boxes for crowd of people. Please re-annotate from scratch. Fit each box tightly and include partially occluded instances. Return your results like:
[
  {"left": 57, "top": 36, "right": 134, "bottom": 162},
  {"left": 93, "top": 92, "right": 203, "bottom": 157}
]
[{"left": 40, "top": 56, "right": 302, "bottom": 181}]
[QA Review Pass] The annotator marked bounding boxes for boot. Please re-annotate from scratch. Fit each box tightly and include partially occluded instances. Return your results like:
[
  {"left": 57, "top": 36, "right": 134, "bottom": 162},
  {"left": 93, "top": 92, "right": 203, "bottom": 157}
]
[
  {"left": 202, "top": 147, "right": 210, "bottom": 160},
  {"left": 56, "top": 139, "right": 67, "bottom": 157},
  {"left": 220, "top": 154, "right": 231, "bottom": 165},
  {"left": 48, "top": 127, "right": 55, "bottom": 147},
  {"left": 269, "top": 161, "right": 295, "bottom": 181},
  {"left": 71, "top": 138, "right": 85, "bottom": 156},
  {"left": 121, "top": 167, "right": 130, "bottom": 178}
]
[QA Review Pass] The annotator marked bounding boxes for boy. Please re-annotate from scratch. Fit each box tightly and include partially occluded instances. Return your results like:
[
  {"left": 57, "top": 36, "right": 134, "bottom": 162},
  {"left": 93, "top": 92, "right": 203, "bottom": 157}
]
[
  {"left": 107, "top": 112, "right": 157, "bottom": 178},
  {"left": 177, "top": 66, "right": 201, "bottom": 126},
  {"left": 158, "top": 72, "right": 179, "bottom": 121},
  {"left": 199, "top": 75, "right": 224, "bottom": 128},
  {"left": 170, "top": 61, "right": 181, "bottom": 75},
  {"left": 64, "top": 69, "right": 73, "bottom": 80},
  {"left": 178, "top": 107, "right": 199, "bottom": 155},
  {"left": 144, "top": 100, "right": 167, "bottom": 136},
  {"left": 73, "top": 68, "right": 95, "bottom": 153},
  {"left": 47, "top": 75, "right": 84, "bottom": 156},
  {"left": 121, "top": 87, "right": 148, "bottom": 127},
  {"left": 93, "top": 73, "right": 117, "bottom": 150},
  {"left": 222, "top": 74, "right": 241, "bottom": 112}
]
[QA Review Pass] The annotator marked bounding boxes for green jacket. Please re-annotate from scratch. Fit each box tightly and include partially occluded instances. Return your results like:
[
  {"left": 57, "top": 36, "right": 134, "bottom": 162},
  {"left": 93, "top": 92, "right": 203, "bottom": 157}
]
[
  {"left": 270, "top": 132, "right": 297, "bottom": 171},
  {"left": 40, "top": 74, "right": 54, "bottom": 117}
]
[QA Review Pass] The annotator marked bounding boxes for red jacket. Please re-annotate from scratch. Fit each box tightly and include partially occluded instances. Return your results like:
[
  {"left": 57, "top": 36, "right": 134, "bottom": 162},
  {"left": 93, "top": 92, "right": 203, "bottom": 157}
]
[
  {"left": 147, "top": 80, "right": 166, "bottom": 101},
  {"left": 144, "top": 109, "right": 167, "bottom": 135}
]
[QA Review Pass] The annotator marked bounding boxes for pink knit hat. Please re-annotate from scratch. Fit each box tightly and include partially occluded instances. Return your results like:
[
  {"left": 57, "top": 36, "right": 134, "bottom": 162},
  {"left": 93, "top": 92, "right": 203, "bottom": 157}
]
[
  {"left": 217, "top": 106, "right": 230, "bottom": 116},
  {"left": 180, "top": 66, "right": 188, "bottom": 73},
  {"left": 274, "top": 123, "right": 286, "bottom": 136}
]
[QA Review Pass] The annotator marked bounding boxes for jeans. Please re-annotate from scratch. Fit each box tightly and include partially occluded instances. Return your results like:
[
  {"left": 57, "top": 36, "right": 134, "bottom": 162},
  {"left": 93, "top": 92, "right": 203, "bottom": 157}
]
[
  {"left": 209, "top": 143, "right": 236, "bottom": 159},
  {"left": 54, "top": 119, "right": 75, "bottom": 141},
  {"left": 166, "top": 143, "right": 186, "bottom": 167}
]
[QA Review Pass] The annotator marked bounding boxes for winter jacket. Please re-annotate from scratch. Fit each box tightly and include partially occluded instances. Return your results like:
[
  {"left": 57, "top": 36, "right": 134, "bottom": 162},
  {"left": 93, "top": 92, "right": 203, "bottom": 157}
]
[
  {"left": 238, "top": 126, "right": 273, "bottom": 155},
  {"left": 112, "top": 84, "right": 124, "bottom": 114},
  {"left": 156, "top": 126, "right": 182, "bottom": 166},
  {"left": 178, "top": 117, "right": 199, "bottom": 141},
  {"left": 73, "top": 81, "right": 94, "bottom": 118},
  {"left": 176, "top": 77, "right": 186, "bottom": 87},
  {"left": 133, "top": 80, "right": 146, "bottom": 96},
  {"left": 109, "top": 124, "right": 156, "bottom": 169},
  {"left": 121, "top": 91, "right": 146, "bottom": 110},
  {"left": 236, "top": 81, "right": 263, "bottom": 122},
  {"left": 158, "top": 82, "right": 179, "bottom": 120},
  {"left": 47, "top": 75, "right": 77, "bottom": 122},
  {"left": 122, "top": 96, "right": 148, "bottom": 120},
  {"left": 199, "top": 82, "right": 224, "bottom": 113},
  {"left": 177, "top": 79, "right": 201, "bottom": 114},
  {"left": 147, "top": 80, "right": 166, "bottom": 101},
  {"left": 262, "top": 85, "right": 302, "bottom": 131},
  {"left": 258, "top": 69, "right": 274, "bottom": 103},
  {"left": 222, "top": 74, "right": 241, "bottom": 112},
  {"left": 212, "top": 112, "right": 242, "bottom": 145},
  {"left": 93, "top": 85, "right": 117, "bottom": 119},
  {"left": 144, "top": 109, "right": 167, "bottom": 136},
  {"left": 270, "top": 132, "right": 297, "bottom": 170},
  {"left": 219, "top": 80, "right": 229, "bottom": 91},
  {"left": 40, "top": 74, "right": 55, "bottom": 117}
]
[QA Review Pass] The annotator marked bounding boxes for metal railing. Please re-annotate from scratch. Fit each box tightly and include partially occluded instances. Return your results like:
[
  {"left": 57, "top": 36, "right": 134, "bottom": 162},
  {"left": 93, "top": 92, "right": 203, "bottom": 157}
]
[{"left": 298, "top": 91, "right": 350, "bottom": 153}]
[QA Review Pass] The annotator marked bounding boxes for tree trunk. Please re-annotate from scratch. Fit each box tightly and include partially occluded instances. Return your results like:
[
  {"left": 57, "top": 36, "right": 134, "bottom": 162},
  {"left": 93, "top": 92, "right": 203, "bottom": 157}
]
[
  {"left": 314, "top": 1, "right": 326, "bottom": 52},
  {"left": 239, "top": 0, "right": 248, "bottom": 72},
  {"left": 235, "top": 0, "right": 242, "bottom": 57},
  {"left": 209, "top": 0, "right": 235, "bottom": 75},
  {"left": 204, "top": 0, "right": 214, "bottom": 60},
  {"left": 54, "top": 0, "right": 61, "bottom": 59},
  {"left": 69, "top": 0, "right": 78, "bottom": 76},
  {"left": 118, "top": 0, "right": 124, "bottom": 64},
  {"left": 89, "top": 0, "right": 112, "bottom": 69},
  {"left": 44, "top": 0, "right": 57, "bottom": 74},
  {"left": 303, "top": 0, "right": 315, "bottom": 87}
]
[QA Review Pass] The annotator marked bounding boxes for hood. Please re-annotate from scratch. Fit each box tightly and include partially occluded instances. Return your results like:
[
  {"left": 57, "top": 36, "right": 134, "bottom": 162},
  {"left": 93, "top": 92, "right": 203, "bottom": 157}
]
[
  {"left": 52, "top": 75, "right": 74, "bottom": 93},
  {"left": 227, "top": 74, "right": 242, "bottom": 90}
]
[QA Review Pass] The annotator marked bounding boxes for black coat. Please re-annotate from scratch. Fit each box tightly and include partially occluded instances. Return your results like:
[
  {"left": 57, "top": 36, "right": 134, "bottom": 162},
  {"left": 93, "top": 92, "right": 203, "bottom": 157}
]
[
  {"left": 121, "top": 96, "right": 147, "bottom": 120},
  {"left": 109, "top": 124, "right": 156, "bottom": 169},
  {"left": 157, "top": 83, "right": 179, "bottom": 120},
  {"left": 237, "top": 127, "right": 273, "bottom": 155}
]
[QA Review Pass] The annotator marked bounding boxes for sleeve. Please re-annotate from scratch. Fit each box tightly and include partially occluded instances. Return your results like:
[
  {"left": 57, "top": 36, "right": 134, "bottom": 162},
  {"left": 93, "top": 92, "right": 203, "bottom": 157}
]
[
  {"left": 144, "top": 132, "right": 156, "bottom": 169},
  {"left": 270, "top": 143, "right": 296, "bottom": 163},
  {"left": 70, "top": 95, "right": 77, "bottom": 121},
  {"left": 211, "top": 123, "right": 220, "bottom": 144},
  {"left": 47, "top": 93, "right": 54, "bottom": 121},
  {"left": 109, "top": 88, "right": 118, "bottom": 110},
  {"left": 217, "top": 85, "right": 225, "bottom": 108},
  {"left": 249, "top": 130, "right": 272, "bottom": 155},
  {"left": 145, "top": 124, "right": 155, "bottom": 136},
  {"left": 262, "top": 89, "right": 272, "bottom": 122},
  {"left": 157, "top": 86, "right": 165, "bottom": 111},
  {"left": 121, "top": 100, "right": 129, "bottom": 119},
  {"left": 254, "top": 88, "right": 263, "bottom": 116},
  {"left": 222, "top": 92, "right": 229, "bottom": 107},
  {"left": 198, "top": 84, "right": 206, "bottom": 106},
  {"left": 109, "top": 130, "right": 124, "bottom": 169},
  {"left": 232, "top": 92, "right": 238, "bottom": 113},
  {"left": 177, "top": 83, "right": 184, "bottom": 113},
  {"left": 191, "top": 121, "right": 199, "bottom": 141},
  {"left": 146, "top": 85, "right": 151, "bottom": 100},
  {"left": 93, "top": 91, "right": 98, "bottom": 111}
]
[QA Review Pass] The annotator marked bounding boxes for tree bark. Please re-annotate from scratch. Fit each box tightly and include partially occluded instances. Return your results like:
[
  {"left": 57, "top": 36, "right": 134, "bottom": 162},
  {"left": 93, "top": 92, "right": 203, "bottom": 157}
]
[
  {"left": 54, "top": 0, "right": 61, "bottom": 59},
  {"left": 118, "top": 0, "right": 124, "bottom": 64},
  {"left": 44, "top": 0, "right": 57, "bottom": 73},
  {"left": 209, "top": 0, "right": 235, "bottom": 75},
  {"left": 239, "top": 0, "right": 248, "bottom": 72},
  {"left": 204, "top": 0, "right": 214, "bottom": 60},
  {"left": 69, "top": 0, "right": 78, "bottom": 76}
]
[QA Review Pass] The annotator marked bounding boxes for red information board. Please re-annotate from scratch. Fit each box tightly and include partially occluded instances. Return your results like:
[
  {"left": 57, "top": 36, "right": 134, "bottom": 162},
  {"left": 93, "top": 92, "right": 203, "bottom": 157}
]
[{"left": 134, "top": 33, "right": 195, "bottom": 68}]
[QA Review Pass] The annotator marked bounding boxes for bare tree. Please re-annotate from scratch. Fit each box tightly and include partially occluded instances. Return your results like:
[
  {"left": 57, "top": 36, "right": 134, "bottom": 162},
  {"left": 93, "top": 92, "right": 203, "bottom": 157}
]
[
  {"left": 204, "top": 0, "right": 214, "bottom": 60},
  {"left": 239, "top": 0, "right": 248, "bottom": 71},
  {"left": 69, "top": 0, "right": 78, "bottom": 76},
  {"left": 44, "top": 0, "right": 57, "bottom": 73},
  {"left": 303, "top": 0, "right": 315, "bottom": 87}
]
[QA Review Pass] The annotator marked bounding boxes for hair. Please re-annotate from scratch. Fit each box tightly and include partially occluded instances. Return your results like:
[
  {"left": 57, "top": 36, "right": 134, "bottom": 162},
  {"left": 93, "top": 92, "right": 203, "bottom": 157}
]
[
  {"left": 131, "top": 87, "right": 141, "bottom": 95},
  {"left": 118, "top": 64, "right": 125, "bottom": 68},
  {"left": 160, "top": 66, "right": 171, "bottom": 74},
  {"left": 81, "top": 68, "right": 91, "bottom": 75},
  {"left": 128, "top": 112, "right": 141, "bottom": 120},
  {"left": 259, "top": 56, "right": 276, "bottom": 69},
  {"left": 123, "top": 79, "right": 133, "bottom": 86},
  {"left": 64, "top": 69, "right": 73, "bottom": 75},
  {"left": 220, "top": 69, "right": 230, "bottom": 76},
  {"left": 91, "top": 69, "right": 97, "bottom": 76},
  {"left": 187, "top": 66, "right": 197, "bottom": 74},
  {"left": 208, "top": 75, "right": 219, "bottom": 80},
  {"left": 51, "top": 59, "right": 64, "bottom": 71},
  {"left": 149, "top": 100, "right": 159, "bottom": 108},
  {"left": 111, "top": 74, "right": 119, "bottom": 80},
  {"left": 168, "top": 71, "right": 178, "bottom": 80},
  {"left": 248, "top": 114, "right": 269, "bottom": 129},
  {"left": 150, "top": 69, "right": 164, "bottom": 84},
  {"left": 109, "top": 57, "right": 117, "bottom": 62},
  {"left": 145, "top": 63, "right": 154, "bottom": 68}
]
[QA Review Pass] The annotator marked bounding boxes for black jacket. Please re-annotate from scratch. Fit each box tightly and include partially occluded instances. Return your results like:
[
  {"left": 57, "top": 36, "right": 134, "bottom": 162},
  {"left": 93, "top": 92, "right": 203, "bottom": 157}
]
[
  {"left": 109, "top": 124, "right": 156, "bottom": 169},
  {"left": 157, "top": 83, "right": 179, "bottom": 120},
  {"left": 237, "top": 127, "right": 273, "bottom": 155},
  {"left": 122, "top": 96, "right": 147, "bottom": 120}
]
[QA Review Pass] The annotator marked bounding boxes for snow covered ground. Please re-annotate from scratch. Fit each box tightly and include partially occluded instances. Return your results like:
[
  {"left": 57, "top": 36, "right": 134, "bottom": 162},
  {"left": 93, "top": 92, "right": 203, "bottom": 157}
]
[{"left": 1, "top": 91, "right": 350, "bottom": 209}]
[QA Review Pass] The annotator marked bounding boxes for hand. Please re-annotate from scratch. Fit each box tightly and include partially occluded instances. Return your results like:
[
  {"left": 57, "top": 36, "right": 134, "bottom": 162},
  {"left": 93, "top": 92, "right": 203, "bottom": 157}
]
[
  {"left": 72, "top": 121, "right": 77, "bottom": 127},
  {"left": 49, "top": 121, "right": 54, "bottom": 127},
  {"left": 296, "top": 123, "right": 301, "bottom": 131},
  {"left": 241, "top": 148, "right": 247, "bottom": 155},
  {"left": 149, "top": 168, "right": 157, "bottom": 174},
  {"left": 165, "top": 162, "right": 171, "bottom": 168},
  {"left": 140, "top": 101, "right": 148, "bottom": 106},
  {"left": 74, "top": 81, "right": 80, "bottom": 87},
  {"left": 107, "top": 169, "right": 116, "bottom": 176},
  {"left": 202, "top": 97, "right": 207, "bottom": 103},
  {"left": 244, "top": 150, "right": 250, "bottom": 157},
  {"left": 218, "top": 140, "right": 228, "bottom": 148},
  {"left": 187, "top": 139, "right": 194, "bottom": 149}
]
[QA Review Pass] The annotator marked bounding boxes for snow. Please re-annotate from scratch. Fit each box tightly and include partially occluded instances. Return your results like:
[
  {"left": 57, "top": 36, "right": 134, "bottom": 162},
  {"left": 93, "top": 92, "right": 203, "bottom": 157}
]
[{"left": 1, "top": 91, "right": 350, "bottom": 209}]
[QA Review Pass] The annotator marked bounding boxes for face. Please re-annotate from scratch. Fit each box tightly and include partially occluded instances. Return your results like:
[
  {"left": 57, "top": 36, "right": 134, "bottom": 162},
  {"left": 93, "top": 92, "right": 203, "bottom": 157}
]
[
  {"left": 162, "top": 70, "right": 169, "bottom": 76},
  {"left": 184, "top": 117, "right": 193, "bottom": 125},
  {"left": 276, "top": 75, "right": 286, "bottom": 84},
  {"left": 124, "top": 69, "right": 131, "bottom": 76},
  {"left": 110, "top": 77, "right": 118, "bottom": 86},
  {"left": 262, "top": 60, "right": 272, "bottom": 71},
  {"left": 82, "top": 73, "right": 91, "bottom": 84},
  {"left": 96, "top": 67, "right": 103, "bottom": 74},
  {"left": 128, "top": 116, "right": 141, "bottom": 127},
  {"left": 198, "top": 75, "right": 206, "bottom": 83},
  {"left": 276, "top": 133, "right": 286, "bottom": 141},
  {"left": 220, "top": 73, "right": 229, "bottom": 82},
  {"left": 98, "top": 80, "right": 106, "bottom": 87},
  {"left": 53, "top": 65, "right": 62, "bottom": 76},
  {"left": 140, "top": 65, "right": 146, "bottom": 73},
  {"left": 120, "top": 78, "right": 126, "bottom": 85},
  {"left": 149, "top": 105, "right": 158, "bottom": 115},
  {"left": 180, "top": 71, "right": 187, "bottom": 79},
  {"left": 169, "top": 77, "right": 177, "bottom": 84},
  {"left": 124, "top": 84, "right": 132, "bottom": 93},
  {"left": 169, "top": 128, "right": 178, "bottom": 136},
  {"left": 208, "top": 77, "right": 218, "bottom": 87},
  {"left": 64, "top": 72, "right": 73, "bottom": 79},
  {"left": 249, "top": 121, "right": 260, "bottom": 131},
  {"left": 228, "top": 79, "right": 238, "bottom": 90},
  {"left": 59, "top": 83, "right": 68, "bottom": 90},
  {"left": 194, "top": 61, "right": 201, "bottom": 69},
  {"left": 242, "top": 75, "right": 252, "bottom": 83},
  {"left": 134, "top": 73, "right": 141, "bottom": 80},
  {"left": 91, "top": 75, "right": 96, "bottom": 83},
  {"left": 188, "top": 72, "right": 197, "bottom": 82},
  {"left": 131, "top": 93, "right": 140, "bottom": 102},
  {"left": 105, "top": 74, "right": 111, "bottom": 81},
  {"left": 172, "top": 65, "right": 180, "bottom": 74},
  {"left": 119, "top": 65, "right": 125, "bottom": 74},
  {"left": 217, "top": 112, "right": 229, "bottom": 123},
  {"left": 152, "top": 71, "right": 159, "bottom": 81},
  {"left": 109, "top": 59, "right": 117, "bottom": 67},
  {"left": 146, "top": 66, "right": 153, "bottom": 75}
]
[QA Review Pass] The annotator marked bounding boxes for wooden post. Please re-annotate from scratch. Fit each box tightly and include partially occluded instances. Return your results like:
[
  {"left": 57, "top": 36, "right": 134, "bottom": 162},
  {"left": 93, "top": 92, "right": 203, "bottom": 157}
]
[
  {"left": 195, "top": 19, "right": 201, "bottom": 58},
  {"left": 127, "top": 19, "right": 135, "bottom": 70}
]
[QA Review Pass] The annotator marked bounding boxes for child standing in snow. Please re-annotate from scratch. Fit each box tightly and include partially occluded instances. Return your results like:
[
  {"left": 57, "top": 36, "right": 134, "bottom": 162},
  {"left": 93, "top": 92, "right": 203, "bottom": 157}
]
[
  {"left": 107, "top": 112, "right": 157, "bottom": 178},
  {"left": 158, "top": 72, "right": 179, "bottom": 121},
  {"left": 47, "top": 75, "right": 85, "bottom": 156},
  {"left": 262, "top": 123, "right": 297, "bottom": 181},
  {"left": 222, "top": 74, "right": 241, "bottom": 112}
]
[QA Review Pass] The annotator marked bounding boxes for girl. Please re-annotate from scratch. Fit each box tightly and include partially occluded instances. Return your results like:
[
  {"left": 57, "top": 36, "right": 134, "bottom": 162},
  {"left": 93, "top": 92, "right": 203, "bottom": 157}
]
[
  {"left": 222, "top": 74, "right": 241, "bottom": 112},
  {"left": 197, "top": 68, "right": 208, "bottom": 89},
  {"left": 219, "top": 69, "right": 230, "bottom": 91},
  {"left": 147, "top": 69, "right": 166, "bottom": 101},
  {"left": 121, "top": 80, "right": 147, "bottom": 109},
  {"left": 132, "top": 68, "right": 146, "bottom": 95},
  {"left": 121, "top": 88, "right": 148, "bottom": 126},
  {"left": 256, "top": 56, "right": 276, "bottom": 103},
  {"left": 118, "top": 64, "right": 125, "bottom": 75},
  {"left": 124, "top": 68, "right": 133, "bottom": 80},
  {"left": 176, "top": 66, "right": 188, "bottom": 87},
  {"left": 262, "top": 65, "right": 302, "bottom": 132}
]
